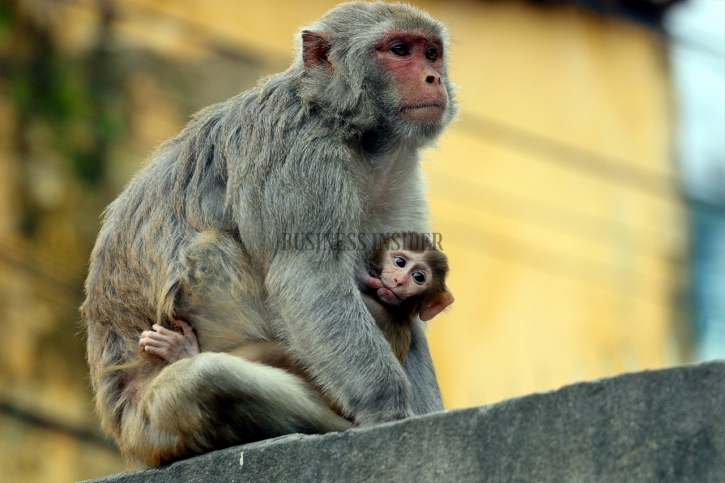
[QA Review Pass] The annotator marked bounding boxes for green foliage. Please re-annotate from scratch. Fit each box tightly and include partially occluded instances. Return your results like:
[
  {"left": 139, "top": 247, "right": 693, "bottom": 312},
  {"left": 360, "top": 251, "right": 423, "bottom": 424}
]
[
  {"left": 0, "top": 2, "right": 14, "bottom": 37},
  {"left": 0, "top": 0, "right": 128, "bottom": 191}
]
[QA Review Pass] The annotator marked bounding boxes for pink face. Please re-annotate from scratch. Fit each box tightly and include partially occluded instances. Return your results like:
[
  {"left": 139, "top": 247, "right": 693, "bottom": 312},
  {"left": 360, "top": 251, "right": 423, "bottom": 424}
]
[
  {"left": 375, "top": 30, "right": 448, "bottom": 123},
  {"left": 376, "top": 250, "right": 433, "bottom": 306}
]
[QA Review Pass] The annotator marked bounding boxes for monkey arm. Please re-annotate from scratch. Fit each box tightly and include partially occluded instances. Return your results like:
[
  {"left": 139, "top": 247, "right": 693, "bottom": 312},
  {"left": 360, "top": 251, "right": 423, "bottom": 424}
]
[
  {"left": 265, "top": 250, "right": 412, "bottom": 425},
  {"left": 250, "top": 138, "right": 416, "bottom": 425},
  {"left": 402, "top": 320, "right": 444, "bottom": 414}
]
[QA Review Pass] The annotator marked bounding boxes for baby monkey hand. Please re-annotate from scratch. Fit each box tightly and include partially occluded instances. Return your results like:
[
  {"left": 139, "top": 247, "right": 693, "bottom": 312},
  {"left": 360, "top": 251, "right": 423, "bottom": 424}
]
[{"left": 139, "top": 320, "right": 200, "bottom": 363}]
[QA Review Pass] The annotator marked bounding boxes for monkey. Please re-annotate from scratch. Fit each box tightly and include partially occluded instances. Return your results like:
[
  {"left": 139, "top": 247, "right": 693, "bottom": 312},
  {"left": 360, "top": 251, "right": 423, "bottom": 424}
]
[
  {"left": 81, "top": 2, "right": 457, "bottom": 466},
  {"left": 140, "top": 232, "right": 453, "bottom": 371},
  {"left": 139, "top": 233, "right": 453, "bottom": 421},
  {"left": 359, "top": 233, "right": 454, "bottom": 364}
]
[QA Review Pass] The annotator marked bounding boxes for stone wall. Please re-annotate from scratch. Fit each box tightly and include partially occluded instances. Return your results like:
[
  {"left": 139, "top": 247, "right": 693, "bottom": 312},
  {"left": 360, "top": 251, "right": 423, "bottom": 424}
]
[{"left": 85, "top": 361, "right": 725, "bottom": 483}]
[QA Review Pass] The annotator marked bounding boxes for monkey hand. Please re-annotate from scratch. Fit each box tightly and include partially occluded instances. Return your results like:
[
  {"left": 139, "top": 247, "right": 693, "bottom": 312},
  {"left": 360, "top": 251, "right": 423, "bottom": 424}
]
[
  {"left": 139, "top": 321, "right": 200, "bottom": 363},
  {"left": 359, "top": 273, "right": 384, "bottom": 291},
  {"left": 359, "top": 273, "right": 402, "bottom": 306}
]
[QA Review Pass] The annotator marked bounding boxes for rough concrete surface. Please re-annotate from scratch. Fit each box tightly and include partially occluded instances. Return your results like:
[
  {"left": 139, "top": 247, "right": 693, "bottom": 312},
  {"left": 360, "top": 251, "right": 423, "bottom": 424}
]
[{"left": 84, "top": 361, "right": 725, "bottom": 483}]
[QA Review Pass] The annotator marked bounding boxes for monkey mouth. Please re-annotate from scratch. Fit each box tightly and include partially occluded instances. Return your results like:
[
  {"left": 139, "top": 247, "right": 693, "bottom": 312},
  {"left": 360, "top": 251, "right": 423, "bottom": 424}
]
[
  {"left": 399, "top": 102, "right": 446, "bottom": 123},
  {"left": 400, "top": 102, "right": 445, "bottom": 112},
  {"left": 378, "top": 280, "right": 403, "bottom": 305},
  {"left": 377, "top": 287, "right": 402, "bottom": 306},
  {"left": 380, "top": 287, "right": 398, "bottom": 298}
]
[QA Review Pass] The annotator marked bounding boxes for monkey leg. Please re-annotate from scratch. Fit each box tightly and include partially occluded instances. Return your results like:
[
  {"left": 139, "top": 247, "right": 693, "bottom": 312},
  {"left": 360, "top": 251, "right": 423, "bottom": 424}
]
[
  {"left": 174, "top": 229, "right": 275, "bottom": 352},
  {"left": 120, "top": 352, "right": 351, "bottom": 466},
  {"left": 230, "top": 341, "right": 351, "bottom": 419}
]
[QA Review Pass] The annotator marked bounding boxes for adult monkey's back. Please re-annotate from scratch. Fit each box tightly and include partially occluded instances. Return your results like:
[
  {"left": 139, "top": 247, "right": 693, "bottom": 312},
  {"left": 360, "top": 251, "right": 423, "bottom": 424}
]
[{"left": 82, "top": 1, "right": 456, "bottom": 466}]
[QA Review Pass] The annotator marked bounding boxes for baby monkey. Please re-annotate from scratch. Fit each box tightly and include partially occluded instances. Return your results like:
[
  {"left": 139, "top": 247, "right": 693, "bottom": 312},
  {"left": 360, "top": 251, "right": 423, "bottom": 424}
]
[
  {"left": 359, "top": 233, "right": 453, "bottom": 363},
  {"left": 140, "top": 233, "right": 453, "bottom": 370}
]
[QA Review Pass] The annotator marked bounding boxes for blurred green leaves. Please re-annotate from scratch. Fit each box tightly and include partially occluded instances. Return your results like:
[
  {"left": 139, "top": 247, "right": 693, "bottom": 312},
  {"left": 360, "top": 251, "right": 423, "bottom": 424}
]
[
  {"left": 0, "top": 0, "right": 130, "bottom": 240},
  {"left": 0, "top": 0, "right": 127, "bottom": 192}
]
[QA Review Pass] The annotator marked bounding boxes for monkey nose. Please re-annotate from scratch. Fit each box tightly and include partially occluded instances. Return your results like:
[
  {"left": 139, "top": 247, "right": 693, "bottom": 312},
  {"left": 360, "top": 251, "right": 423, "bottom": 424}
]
[{"left": 424, "top": 68, "right": 441, "bottom": 84}]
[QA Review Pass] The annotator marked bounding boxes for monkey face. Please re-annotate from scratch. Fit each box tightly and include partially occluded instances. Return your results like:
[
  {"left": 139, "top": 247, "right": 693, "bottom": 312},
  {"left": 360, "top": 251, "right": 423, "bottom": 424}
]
[
  {"left": 377, "top": 249, "right": 433, "bottom": 305},
  {"left": 299, "top": 5, "right": 456, "bottom": 147},
  {"left": 375, "top": 31, "right": 448, "bottom": 125}
]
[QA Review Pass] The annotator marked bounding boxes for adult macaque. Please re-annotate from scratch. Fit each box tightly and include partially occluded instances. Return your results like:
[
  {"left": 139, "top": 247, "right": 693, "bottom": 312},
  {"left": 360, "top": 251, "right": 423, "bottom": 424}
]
[
  {"left": 82, "top": 2, "right": 456, "bottom": 466},
  {"left": 141, "top": 233, "right": 453, "bottom": 373}
]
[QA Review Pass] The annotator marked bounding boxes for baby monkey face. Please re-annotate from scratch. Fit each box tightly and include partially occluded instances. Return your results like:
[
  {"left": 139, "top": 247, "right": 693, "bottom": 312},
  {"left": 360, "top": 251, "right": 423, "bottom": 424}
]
[{"left": 377, "top": 249, "right": 433, "bottom": 305}]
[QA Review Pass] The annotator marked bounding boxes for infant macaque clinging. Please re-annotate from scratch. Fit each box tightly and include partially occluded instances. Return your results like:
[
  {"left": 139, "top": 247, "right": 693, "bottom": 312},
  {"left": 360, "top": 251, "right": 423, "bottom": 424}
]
[{"left": 360, "top": 233, "right": 454, "bottom": 363}]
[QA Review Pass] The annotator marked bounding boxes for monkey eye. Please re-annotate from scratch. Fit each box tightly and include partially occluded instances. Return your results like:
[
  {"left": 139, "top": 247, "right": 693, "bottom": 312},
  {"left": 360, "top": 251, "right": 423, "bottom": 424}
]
[
  {"left": 412, "top": 271, "right": 426, "bottom": 284},
  {"left": 393, "top": 256, "right": 406, "bottom": 268},
  {"left": 425, "top": 48, "right": 437, "bottom": 61},
  {"left": 390, "top": 44, "right": 409, "bottom": 56}
]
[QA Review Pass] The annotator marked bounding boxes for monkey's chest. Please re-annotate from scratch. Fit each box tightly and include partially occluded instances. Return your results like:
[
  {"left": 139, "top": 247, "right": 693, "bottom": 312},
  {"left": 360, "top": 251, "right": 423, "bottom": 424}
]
[{"left": 366, "top": 177, "right": 428, "bottom": 234}]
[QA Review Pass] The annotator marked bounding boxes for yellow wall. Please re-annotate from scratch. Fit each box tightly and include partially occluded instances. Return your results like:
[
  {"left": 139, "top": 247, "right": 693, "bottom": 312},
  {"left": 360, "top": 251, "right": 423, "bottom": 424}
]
[{"left": 422, "top": 2, "right": 682, "bottom": 407}]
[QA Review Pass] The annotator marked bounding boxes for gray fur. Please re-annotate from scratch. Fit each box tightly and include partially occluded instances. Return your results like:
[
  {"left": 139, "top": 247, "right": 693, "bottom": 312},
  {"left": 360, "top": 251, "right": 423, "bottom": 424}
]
[{"left": 82, "top": 1, "right": 455, "bottom": 465}]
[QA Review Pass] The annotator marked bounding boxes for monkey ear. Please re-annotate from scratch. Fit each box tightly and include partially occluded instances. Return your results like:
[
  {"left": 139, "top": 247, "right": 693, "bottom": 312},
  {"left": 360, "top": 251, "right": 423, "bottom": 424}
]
[
  {"left": 302, "top": 30, "right": 333, "bottom": 72},
  {"left": 419, "top": 290, "right": 454, "bottom": 322}
]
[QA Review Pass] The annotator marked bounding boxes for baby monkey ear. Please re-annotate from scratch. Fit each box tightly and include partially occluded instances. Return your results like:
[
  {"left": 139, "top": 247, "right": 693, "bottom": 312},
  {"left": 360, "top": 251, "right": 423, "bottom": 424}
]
[
  {"left": 301, "top": 30, "right": 333, "bottom": 72},
  {"left": 419, "top": 290, "right": 454, "bottom": 322}
]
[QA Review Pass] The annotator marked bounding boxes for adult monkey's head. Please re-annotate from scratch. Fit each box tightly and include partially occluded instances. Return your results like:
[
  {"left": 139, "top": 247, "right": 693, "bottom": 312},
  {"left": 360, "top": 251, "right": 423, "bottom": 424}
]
[{"left": 295, "top": 2, "right": 457, "bottom": 147}]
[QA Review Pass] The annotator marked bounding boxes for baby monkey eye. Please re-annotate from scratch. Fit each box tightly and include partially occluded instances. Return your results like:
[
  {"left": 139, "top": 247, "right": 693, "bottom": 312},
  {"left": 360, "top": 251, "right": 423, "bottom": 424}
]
[
  {"left": 412, "top": 271, "right": 426, "bottom": 284},
  {"left": 391, "top": 44, "right": 409, "bottom": 56},
  {"left": 393, "top": 256, "right": 406, "bottom": 268},
  {"left": 425, "top": 48, "right": 437, "bottom": 61}
]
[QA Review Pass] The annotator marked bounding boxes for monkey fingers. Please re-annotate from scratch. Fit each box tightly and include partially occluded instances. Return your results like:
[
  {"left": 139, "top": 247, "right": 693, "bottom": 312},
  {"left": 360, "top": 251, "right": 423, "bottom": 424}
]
[
  {"left": 138, "top": 331, "right": 178, "bottom": 360},
  {"left": 173, "top": 319, "right": 197, "bottom": 339},
  {"left": 139, "top": 324, "right": 200, "bottom": 362},
  {"left": 360, "top": 273, "right": 384, "bottom": 290}
]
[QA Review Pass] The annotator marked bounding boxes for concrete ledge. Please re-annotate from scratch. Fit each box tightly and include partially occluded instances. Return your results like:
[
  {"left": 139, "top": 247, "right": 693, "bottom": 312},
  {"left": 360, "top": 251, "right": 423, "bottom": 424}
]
[{"left": 85, "top": 361, "right": 725, "bottom": 483}]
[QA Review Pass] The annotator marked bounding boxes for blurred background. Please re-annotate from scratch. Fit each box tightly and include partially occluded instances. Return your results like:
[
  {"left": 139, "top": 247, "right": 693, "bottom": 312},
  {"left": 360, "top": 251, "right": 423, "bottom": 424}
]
[{"left": 0, "top": 0, "right": 723, "bottom": 480}]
